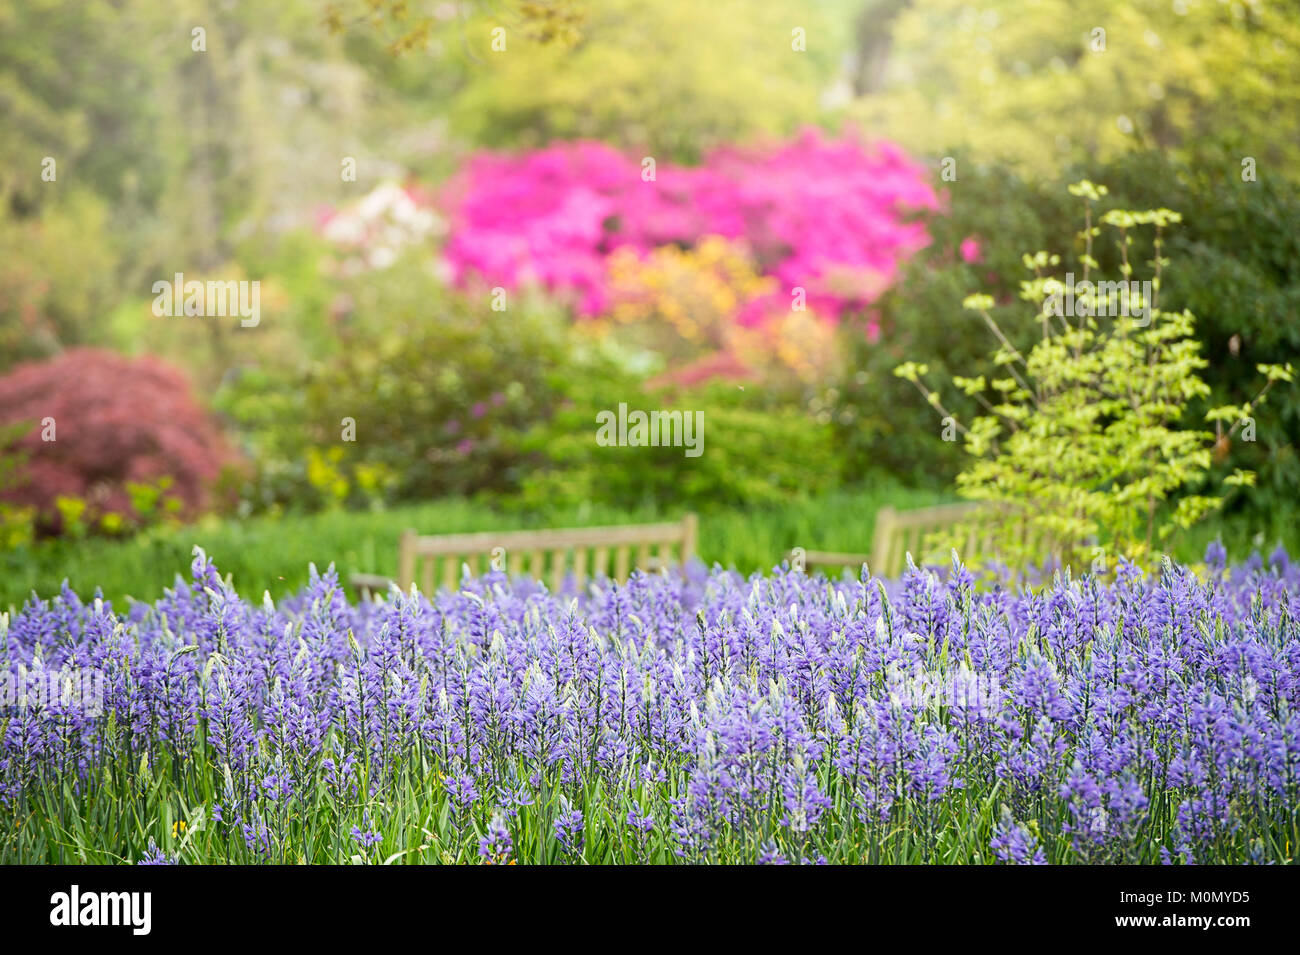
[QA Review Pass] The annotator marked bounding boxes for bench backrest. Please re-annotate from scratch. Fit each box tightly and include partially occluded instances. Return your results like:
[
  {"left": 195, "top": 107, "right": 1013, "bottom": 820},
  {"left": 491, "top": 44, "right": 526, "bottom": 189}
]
[
  {"left": 397, "top": 513, "right": 698, "bottom": 594},
  {"left": 870, "top": 502, "right": 981, "bottom": 578},
  {"left": 789, "top": 502, "right": 981, "bottom": 579}
]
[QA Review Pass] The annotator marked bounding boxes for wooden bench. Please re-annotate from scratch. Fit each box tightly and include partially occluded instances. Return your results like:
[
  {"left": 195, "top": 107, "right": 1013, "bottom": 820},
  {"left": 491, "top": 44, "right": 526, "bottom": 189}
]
[
  {"left": 350, "top": 513, "right": 698, "bottom": 597},
  {"left": 349, "top": 573, "right": 397, "bottom": 600},
  {"left": 789, "top": 502, "right": 980, "bottom": 579}
]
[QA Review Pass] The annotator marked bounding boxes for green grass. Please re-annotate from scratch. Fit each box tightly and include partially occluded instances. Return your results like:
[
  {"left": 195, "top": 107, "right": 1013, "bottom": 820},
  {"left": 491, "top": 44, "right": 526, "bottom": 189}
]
[
  {"left": 3, "top": 485, "right": 1296, "bottom": 611},
  {"left": 0, "top": 742, "right": 1185, "bottom": 865},
  {"left": 0, "top": 485, "right": 947, "bottom": 610}
]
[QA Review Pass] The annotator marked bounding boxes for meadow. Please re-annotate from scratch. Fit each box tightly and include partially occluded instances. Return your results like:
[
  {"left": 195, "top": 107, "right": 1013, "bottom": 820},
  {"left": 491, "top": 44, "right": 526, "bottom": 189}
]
[{"left": 3, "top": 545, "right": 1297, "bottom": 864}]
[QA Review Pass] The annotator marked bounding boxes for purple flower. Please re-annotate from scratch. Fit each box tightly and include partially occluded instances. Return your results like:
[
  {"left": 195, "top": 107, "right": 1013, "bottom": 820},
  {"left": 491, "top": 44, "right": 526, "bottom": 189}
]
[
  {"left": 1204, "top": 539, "right": 1228, "bottom": 571},
  {"left": 6, "top": 546, "right": 1300, "bottom": 865},
  {"left": 446, "top": 774, "right": 479, "bottom": 814},
  {"left": 136, "top": 839, "right": 177, "bottom": 865},
  {"left": 991, "top": 813, "right": 1047, "bottom": 865},
  {"left": 626, "top": 802, "right": 654, "bottom": 834},
  {"left": 478, "top": 812, "right": 513, "bottom": 863},
  {"left": 757, "top": 844, "right": 789, "bottom": 865},
  {"left": 553, "top": 802, "right": 585, "bottom": 856}
]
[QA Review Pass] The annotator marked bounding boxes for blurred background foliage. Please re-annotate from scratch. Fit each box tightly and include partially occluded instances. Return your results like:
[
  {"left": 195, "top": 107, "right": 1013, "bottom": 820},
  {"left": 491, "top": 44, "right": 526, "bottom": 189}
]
[
  {"left": 851, "top": 0, "right": 1300, "bottom": 176},
  {"left": 439, "top": 0, "right": 845, "bottom": 161},
  {"left": 1, "top": 0, "right": 1297, "bottom": 602}
]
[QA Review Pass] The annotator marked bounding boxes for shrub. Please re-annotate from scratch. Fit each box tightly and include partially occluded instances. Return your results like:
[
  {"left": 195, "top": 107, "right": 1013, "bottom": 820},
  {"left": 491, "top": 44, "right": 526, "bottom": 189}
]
[
  {"left": 829, "top": 157, "right": 1061, "bottom": 486},
  {"left": 895, "top": 182, "right": 1291, "bottom": 571},
  {"left": 441, "top": 130, "right": 938, "bottom": 324},
  {"left": 0, "top": 348, "right": 235, "bottom": 536},
  {"left": 1095, "top": 146, "right": 1300, "bottom": 513},
  {"left": 307, "top": 305, "right": 581, "bottom": 502},
  {"left": 216, "top": 290, "right": 636, "bottom": 512},
  {"left": 221, "top": 283, "right": 843, "bottom": 517},
  {"left": 836, "top": 147, "right": 1300, "bottom": 510},
  {"left": 600, "top": 237, "right": 840, "bottom": 387},
  {"left": 517, "top": 380, "right": 841, "bottom": 513}
]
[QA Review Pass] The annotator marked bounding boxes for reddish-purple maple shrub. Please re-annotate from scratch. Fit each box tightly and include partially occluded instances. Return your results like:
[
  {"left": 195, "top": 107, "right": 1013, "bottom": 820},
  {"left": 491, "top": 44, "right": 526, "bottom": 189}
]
[{"left": 0, "top": 348, "right": 235, "bottom": 532}]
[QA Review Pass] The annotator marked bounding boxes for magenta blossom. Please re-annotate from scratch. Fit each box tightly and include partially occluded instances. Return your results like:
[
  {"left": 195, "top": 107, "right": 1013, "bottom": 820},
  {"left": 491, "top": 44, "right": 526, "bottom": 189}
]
[{"left": 441, "top": 130, "right": 939, "bottom": 321}]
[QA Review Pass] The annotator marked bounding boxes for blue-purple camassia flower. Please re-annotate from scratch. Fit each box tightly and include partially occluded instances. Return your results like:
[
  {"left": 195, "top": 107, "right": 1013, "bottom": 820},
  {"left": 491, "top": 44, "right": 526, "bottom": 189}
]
[{"left": 3, "top": 547, "right": 1298, "bottom": 864}]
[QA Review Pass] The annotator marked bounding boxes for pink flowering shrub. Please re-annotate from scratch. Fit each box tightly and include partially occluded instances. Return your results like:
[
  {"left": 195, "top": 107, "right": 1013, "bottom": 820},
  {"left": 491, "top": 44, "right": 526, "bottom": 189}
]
[{"left": 440, "top": 129, "right": 940, "bottom": 326}]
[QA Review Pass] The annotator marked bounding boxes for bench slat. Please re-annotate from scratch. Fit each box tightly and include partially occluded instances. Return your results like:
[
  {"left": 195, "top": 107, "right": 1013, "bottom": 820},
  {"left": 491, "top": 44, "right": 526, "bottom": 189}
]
[
  {"left": 549, "top": 551, "right": 564, "bottom": 594},
  {"left": 411, "top": 521, "right": 688, "bottom": 555},
  {"left": 794, "top": 503, "right": 983, "bottom": 581},
  {"left": 388, "top": 515, "right": 697, "bottom": 591}
]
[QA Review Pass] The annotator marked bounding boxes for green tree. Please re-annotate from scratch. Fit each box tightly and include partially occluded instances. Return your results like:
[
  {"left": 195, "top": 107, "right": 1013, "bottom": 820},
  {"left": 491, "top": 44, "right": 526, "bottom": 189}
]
[
  {"left": 439, "top": 0, "right": 845, "bottom": 160},
  {"left": 0, "top": 0, "right": 427, "bottom": 374},
  {"left": 852, "top": 0, "right": 1300, "bottom": 178}
]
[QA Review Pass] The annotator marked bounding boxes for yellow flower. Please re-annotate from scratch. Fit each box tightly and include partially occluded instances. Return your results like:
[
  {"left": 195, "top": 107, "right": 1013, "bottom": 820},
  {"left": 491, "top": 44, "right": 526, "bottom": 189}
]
[{"left": 172, "top": 820, "right": 186, "bottom": 839}]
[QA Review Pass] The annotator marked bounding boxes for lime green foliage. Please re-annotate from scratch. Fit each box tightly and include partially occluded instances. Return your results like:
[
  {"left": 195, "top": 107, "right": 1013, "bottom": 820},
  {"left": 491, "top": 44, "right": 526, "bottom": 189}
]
[
  {"left": 835, "top": 147, "right": 1300, "bottom": 513},
  {"left": 326, "top": 0, "right": 588, "bottom": 54},
  {"left": 896, "top": 182, "right": 1292, "bottom": 572},
  {"left": 854, "top": 0, "right": 1300, "bottom": 178},
  {"left": 124, "top": 477, "right": 184, "bottom": 527},
  {"left": 0, "top": 502, "right": 34, "bottom": 551}
]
